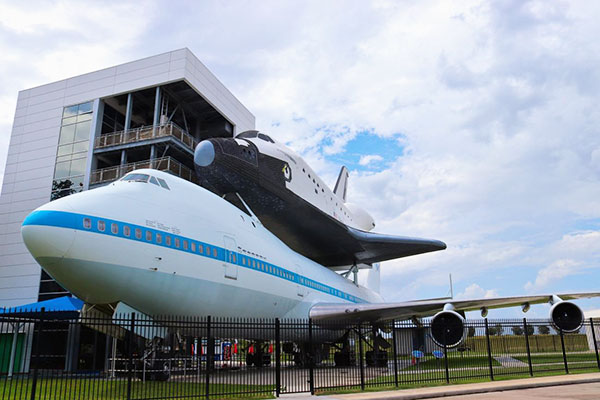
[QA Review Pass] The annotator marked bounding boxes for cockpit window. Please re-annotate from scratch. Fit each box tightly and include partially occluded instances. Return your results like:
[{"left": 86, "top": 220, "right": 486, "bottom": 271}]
[
  {"left": 149, "top": 176, "right": 160, "bottom": 186},
  {"left": 236, "top": 130, "right": 258, "bottom": 139},
  {"left": 122, "top": 173, "right": 149, "bottom": 183},
  {"left": 157, "top": 178, "right": 170, "bottom": 190},
  {"left": 258, "top": 133, "right": 275, "bottom": 143}
]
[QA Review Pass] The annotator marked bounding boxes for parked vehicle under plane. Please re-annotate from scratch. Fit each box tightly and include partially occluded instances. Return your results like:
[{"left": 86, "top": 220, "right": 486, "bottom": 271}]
[{"left": 22, "top": 169, "right": 599, "bottom": 351}]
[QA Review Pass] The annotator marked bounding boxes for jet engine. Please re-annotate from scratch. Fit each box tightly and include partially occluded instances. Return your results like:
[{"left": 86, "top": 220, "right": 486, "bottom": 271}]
[
  {"left": 430, "top": 309, "right": 465, "bottom": 348},
  {"left": 550, "top": 299, "right": 584, "bottom": 333}
]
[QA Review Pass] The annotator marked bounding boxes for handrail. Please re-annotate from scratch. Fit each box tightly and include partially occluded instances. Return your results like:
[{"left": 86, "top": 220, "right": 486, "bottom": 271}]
[
  {"left": 90, "top": 156, "right": 198, "bottom": 185},
  {"left": 94, "top": 122, "right": 197, "bottom": 152}
]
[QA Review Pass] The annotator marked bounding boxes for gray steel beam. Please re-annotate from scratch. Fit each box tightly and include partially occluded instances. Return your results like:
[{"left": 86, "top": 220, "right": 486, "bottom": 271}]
[{"left": 124, "top": 93, "right": 133, "bottom": 131}]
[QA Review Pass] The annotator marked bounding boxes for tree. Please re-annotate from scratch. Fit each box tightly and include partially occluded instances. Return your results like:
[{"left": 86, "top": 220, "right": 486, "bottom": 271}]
[
  {"left": 494, "top": 323, "right": 503, "bottom": 336},
  {"left": 511, "top": 326, "right": 524, "bottom": 335},
  {"left": 538, "top": 325, "right": 550, "bottom": 335},
  {"left": 525, "top": 325, "right": 534, "bottom": 336},
  {"left": 467, "top": 326, "right": 476, "bottom": 337}
]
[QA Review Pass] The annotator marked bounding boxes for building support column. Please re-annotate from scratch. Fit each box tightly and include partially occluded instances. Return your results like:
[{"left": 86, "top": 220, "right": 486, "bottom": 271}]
[
  {"left": 152, "top": 86, "right": 161, "bottom": 136},
  {"left": 150, "top": 145, "right": 156, "bottom": 167},
  {"left": 124, "top": 93, "right": 133, "bottom": 131}
]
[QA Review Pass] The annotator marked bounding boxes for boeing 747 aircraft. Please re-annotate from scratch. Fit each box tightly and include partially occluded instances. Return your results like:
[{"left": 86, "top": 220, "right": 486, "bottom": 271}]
[{"left": 22, "top": 169, "right": 599, "bottom": 366}]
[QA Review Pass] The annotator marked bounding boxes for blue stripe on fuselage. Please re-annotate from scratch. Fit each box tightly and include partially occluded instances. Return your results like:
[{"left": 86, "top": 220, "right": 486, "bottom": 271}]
[{"left": 23, "top": 210, "right": 366, "bottom": 303}]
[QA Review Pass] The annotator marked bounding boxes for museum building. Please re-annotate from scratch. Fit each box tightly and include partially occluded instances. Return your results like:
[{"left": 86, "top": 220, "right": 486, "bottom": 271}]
[{"left": 0, "top": 49, "right": 255, "bottom": 308}]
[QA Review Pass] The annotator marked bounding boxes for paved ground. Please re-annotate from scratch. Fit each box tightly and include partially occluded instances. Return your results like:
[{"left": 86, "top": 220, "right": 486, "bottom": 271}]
[
  {"left": 440, "top": 382, "right": 600, "bottom": 399},
  {"left": 278, "top": 372, "right": 600, "bottom": 400}
]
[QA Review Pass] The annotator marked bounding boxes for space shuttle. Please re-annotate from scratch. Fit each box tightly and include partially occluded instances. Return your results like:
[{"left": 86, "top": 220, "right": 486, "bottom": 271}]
[{"left": 193, "top": 130, "right": 446, "bottom": 269}]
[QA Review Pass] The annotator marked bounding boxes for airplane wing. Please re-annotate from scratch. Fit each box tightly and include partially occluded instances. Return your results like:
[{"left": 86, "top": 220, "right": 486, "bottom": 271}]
[
  {"left": 348, "top": 227, "right": 446, "bottom": 265},
  {"left": 309, "top": 292, "right": 600, "bottom": 322}
]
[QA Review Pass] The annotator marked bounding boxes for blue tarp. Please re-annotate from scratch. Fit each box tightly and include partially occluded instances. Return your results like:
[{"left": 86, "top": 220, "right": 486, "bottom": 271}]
[{"left": 0, "top": 296, "right": 83, "bottom": 319}]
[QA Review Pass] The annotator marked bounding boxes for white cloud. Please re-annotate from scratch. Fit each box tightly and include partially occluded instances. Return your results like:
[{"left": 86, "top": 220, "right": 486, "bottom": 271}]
[
  {"left": 525, "top": 259, "right": 583, "bottom": 292},
  {"left": 358, "top": 155, "right": 383, "bottom": 166},
  {"left": 456, "top": 284, "right": 499, "bottom": 300}
]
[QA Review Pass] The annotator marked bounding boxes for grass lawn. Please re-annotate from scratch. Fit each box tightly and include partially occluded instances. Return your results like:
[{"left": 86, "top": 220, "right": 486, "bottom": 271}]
[
  {"left": 0, "top": 379, "right": 275, "bottom": 400},
  {"left": 513, "top": 353, "right": 599, "bottom": 365},
  {"left": 404, "top": 354, "right": 501, "bottom": 371}
]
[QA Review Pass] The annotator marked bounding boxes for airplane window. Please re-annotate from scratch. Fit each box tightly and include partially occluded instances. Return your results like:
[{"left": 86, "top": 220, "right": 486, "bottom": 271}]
[
  {"left": 157, "top": 178, "right": 170, "bottom": 190},
  {"left": 236, "top": 130, "right": 258, "bottom": 139},
  {"left": 198, "top": 244, "right": 203, "bottom": 254},
  {"left": 149, "top": 176, "right": 160, "bottom": 186},
  {"left": 191, "top": 242, "right": 196, "bottom": 252},
  {"left": 175, "top": 238, "right": 180, "bottom": 248},
  {"left": 183, "top": 240, "right": 188, "bottom": 250},
  {"left": 98, "top": 220, "right": 105, "bottom": 232},
  {"left": 156, "top": 233, "right": 162, "bottom": 244},
  {"left": 124, "top": 226, "right": 130, "bottom": 237},
  {"left": 166, "top": 236, "right": 171, "bottom": 246},
  {"left": 111, "top": 223, "right": 118, "bottom": 234},
  {"left": 146, "top": 231, "right": 152, "bottom": 241},
  {"left": 258, "top": 133, "right": 275, "bottom": 143},
  {"left": 232, "top": 253, "right": 236, "bottom": 263},
  {"left": 135, "top": 228, "right": 142, "bottom": 239},
  {"left": 122, "top": 173, "right": 149, "bottom": 183},
  {"left": 213, "top": 248, "right": 217, "bottom": 257},
  {"left": 83, "top": 218, "right": 91, "bottom": 229}
]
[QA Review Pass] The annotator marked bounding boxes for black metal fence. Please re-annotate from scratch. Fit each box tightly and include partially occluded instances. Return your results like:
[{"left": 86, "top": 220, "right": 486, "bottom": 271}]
[{"left": 0, "top": 310, "right": 598, "bottom": 399}]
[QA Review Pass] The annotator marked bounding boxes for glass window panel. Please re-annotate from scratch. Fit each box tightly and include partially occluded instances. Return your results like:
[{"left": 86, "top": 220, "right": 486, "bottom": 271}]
[
  {"left": 59, "top": 125, "right": 76, "bottom": 145},
  {"left": 83, "top": 218, "right": 91, "bottom": 229},
  {"left": 54, "top": 161, "right": 70, "bottom": 179},
  {"left": 149, "top": 176, "right": 159, "bottom": 186},
  {"left": 57, "top": 144, "right": 73, "bottom": 156},
  {"left": 123, "top": 226, "right": 131, "bottom": 237},
  {"left": 156, "top": 233, "right": 162, "bottom": 244},
  {"left": 56, "top": 155, "right": 71, "bottom": 163},
  {"left": 75, "top": 120, "right": 91, "bottom": 141},
  {"left": 77, "top": 113, "right": 92, "bottom": 123},
  {"left": 69, "top": 157, "right": 86, "bottom": 176},
  {"left": 78, "top": 102, "right": 93, "bottom": 114},
  {"left": 62, "top": 115, "right": 78, "bottom": 125},
  {"left": 70, "top": 175, "right": 84, "bottom": 189},
  {"left": 72, "top": 140, "right": 89, "bottom": 153},
  {"left": 63, "top": 105, "right": 78, "bottom": 118}
]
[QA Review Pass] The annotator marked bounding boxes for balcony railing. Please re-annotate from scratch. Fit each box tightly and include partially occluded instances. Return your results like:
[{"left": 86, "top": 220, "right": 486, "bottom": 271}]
[
  {"left": 94, "top": 122, "right": 198, "bottom": 153},
  {"left": 90, "top": 157, "right": 198, "bottom": 185}
]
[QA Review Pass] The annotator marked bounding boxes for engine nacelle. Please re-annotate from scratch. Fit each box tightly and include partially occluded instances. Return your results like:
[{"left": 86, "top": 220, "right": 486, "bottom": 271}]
[
  {"left": 430, "top": 310, "right": 466, "bottom": 348},
  {"left": 550, "top": 301, "right": 583, "bottom": 333}
]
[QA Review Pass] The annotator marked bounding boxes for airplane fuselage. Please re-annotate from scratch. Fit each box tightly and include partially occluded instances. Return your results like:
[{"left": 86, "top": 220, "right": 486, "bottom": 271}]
[{"left": 22, "top": 170, "right": 383, "bottom": 322}]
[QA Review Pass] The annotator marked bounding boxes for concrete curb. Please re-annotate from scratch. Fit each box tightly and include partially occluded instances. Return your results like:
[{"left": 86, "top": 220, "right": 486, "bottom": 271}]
[{"left": 301, "top": 373, "right": 600, "bottom": 400}]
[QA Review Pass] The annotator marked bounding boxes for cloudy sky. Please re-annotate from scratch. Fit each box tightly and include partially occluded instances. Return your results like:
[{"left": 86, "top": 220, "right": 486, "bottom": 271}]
[{"left": 1, "top": 0, "right": 599, "bottom": 318}]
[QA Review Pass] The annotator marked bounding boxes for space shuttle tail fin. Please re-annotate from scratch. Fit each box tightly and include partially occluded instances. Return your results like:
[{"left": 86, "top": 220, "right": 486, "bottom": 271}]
[{"left": 333, "top": 166, "right": 349, "bottom": 202}]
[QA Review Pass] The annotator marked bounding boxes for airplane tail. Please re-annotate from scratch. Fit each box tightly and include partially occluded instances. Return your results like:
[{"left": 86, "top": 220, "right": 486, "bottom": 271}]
[
  {"left": 365, "top": 263, "right": 381, "bottom": 294},
  {"left": 333, "top": 166, "right": 349, "bottom": 202}
]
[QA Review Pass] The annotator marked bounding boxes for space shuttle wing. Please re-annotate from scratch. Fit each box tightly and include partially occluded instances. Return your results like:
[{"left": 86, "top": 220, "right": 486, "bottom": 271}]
[
  {"left": 348, "top": 227, "right": 447, "bottom": 265},
  {"left": 309, "top": 292, "right": 600, "bottom": 323}
]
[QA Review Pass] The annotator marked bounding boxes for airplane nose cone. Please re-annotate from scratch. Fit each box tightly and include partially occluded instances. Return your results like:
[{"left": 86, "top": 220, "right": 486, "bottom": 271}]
[
  {"left": 194, "top": 140, "right": 215, "bottom": 167},
  {"left": 21, "top": 201, "right": 76, "bottom": 262}
]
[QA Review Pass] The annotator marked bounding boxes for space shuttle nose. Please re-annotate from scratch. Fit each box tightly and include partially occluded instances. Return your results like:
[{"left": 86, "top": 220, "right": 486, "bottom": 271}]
[{"left": 194, "top": 140, "right": 215, "bottom": 167}]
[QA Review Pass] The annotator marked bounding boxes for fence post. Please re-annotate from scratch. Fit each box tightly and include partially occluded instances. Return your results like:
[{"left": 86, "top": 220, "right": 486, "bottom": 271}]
[
  {"left": 308, "top": 318, "right": 315, "bottom": 395},
  {"left": 126, "top": 313, "right": 135, "bottom": 400},
  {"left": 523, "top": 318, "right": 533, "bottom": 376},
  {"left": 275, "top": 318, "right": 281, "bottom": 397},
  {"left": 559, "top": 328, "right": 568, "bottom": 374},
  {"left": 590, "top": 318, "right": 600, "bottom": 371},
  {"left": 30, "top": 307, "right": 45, "bottom": 400},
  {"left": 358, "top": 322, "right": 365, "bottom": 390},
  {"left": 484, "top": 318, "right": 494, "bottom": 381},
  {"left": 205, "top": 316, "right": 212, "bottom": 400},
  {"left": 391, "top": 320, "right": 399, "bottom": 387}
]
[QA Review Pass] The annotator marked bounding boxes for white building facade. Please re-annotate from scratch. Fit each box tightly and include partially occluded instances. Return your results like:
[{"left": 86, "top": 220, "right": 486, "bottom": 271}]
[{"left": 0, "top": 49, "right": 255, "bottom": 307}]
